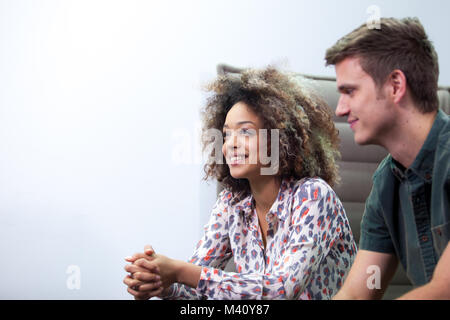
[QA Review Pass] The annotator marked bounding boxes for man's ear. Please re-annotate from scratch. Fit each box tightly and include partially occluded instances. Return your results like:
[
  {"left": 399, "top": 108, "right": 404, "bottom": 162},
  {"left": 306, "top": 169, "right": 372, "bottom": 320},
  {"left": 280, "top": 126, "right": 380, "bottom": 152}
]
[{"left": 387, "top": 69, "right": 407, "bottom": 104}]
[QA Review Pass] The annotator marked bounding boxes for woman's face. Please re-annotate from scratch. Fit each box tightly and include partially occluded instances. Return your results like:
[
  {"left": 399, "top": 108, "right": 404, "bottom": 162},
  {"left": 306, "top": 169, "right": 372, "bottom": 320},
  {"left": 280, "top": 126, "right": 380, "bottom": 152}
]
[{"left": 222, "top": 101, "right": 264, "bottom": 180}]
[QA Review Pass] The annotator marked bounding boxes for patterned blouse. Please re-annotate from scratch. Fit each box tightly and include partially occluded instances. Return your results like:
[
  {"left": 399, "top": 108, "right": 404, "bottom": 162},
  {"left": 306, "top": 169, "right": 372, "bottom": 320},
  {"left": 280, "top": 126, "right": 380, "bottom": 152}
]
[{"left": 163, "top": 177, "right": 357, "bottom": 300}]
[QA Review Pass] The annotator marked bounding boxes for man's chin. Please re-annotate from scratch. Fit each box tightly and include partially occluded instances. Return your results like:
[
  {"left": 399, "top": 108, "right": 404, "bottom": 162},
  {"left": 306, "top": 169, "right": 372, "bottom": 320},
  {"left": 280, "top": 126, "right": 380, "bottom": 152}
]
[{"left": 354, "top": 133, "right": 371, "bottom": 146}]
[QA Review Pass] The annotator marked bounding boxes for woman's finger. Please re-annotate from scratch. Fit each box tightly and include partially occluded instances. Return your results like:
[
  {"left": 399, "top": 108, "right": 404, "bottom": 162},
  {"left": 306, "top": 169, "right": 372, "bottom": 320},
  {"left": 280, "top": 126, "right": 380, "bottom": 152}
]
[
  {"left": 123, "top": 274, "right": 134, "bottom": 286},
  {"left": 133, "top": 252, "right": 153, "bottom": 261},
  {"left": 127, "top": 283, "right": 164, "bottom": 299},
  {"left": 125, "top": 252, "right": 151, "bottom": 263},
  {"left": 137, "top": 281, "right": 163, "bottom": 292},
  {"left": 127, "top": 286, "right": 149, "bottom": 300},
  {"left": 145, "top": 286, "right": 164, "bottom": 298},
  {"left": 123, "top": 275, "right": 143, "bottom": 288},
  {"left": 144, "top": 245, "right": 155, "bottom": 256},
  {"left": 133, "top": 272, "right": 161, "bottom": 282},
  {"left": 134, "top": 258, "right": 159, "bottom": 273},
  {"left": 124, "top": 263, "right": 151, "bottom": 274}
]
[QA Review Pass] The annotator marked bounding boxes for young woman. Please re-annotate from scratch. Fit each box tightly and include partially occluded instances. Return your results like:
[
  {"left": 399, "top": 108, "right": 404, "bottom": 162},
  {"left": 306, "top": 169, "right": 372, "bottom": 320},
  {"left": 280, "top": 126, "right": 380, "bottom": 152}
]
[{"left": 124, "top": 67, "right": 357, "bottom": 300}]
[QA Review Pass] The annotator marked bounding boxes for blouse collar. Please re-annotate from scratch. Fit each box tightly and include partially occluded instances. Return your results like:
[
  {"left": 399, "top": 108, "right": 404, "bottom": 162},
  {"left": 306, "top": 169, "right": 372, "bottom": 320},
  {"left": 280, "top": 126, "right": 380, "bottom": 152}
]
[{"left": 236, "top": 177, "right": 295, "bottom": 222}]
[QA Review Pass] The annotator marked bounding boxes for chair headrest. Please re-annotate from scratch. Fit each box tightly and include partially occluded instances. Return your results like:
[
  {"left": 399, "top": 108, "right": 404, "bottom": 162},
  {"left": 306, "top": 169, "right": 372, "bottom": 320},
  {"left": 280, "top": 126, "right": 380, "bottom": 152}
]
[{"left": 216, "top": 64, "right": 450, "bottom": 116}]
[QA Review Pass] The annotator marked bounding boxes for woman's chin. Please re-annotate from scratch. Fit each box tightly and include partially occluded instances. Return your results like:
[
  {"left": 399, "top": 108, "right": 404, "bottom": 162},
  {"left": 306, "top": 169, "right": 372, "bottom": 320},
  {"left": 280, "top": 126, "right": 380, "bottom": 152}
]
[
  {"left": 229, "top": 170, "right": 245, "bottom": 180},
  {"left": 229, "top": 165, "right": 262, "bottom": 180},
  {"left": 228, "top": 165, "right": 248, "bottom": 179}
]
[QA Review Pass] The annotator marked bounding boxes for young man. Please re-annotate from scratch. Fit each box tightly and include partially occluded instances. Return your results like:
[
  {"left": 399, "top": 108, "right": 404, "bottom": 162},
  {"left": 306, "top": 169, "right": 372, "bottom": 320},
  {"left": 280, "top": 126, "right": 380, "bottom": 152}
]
[{"left": 325, "top": 17, "right": 450, "bottom": 299}]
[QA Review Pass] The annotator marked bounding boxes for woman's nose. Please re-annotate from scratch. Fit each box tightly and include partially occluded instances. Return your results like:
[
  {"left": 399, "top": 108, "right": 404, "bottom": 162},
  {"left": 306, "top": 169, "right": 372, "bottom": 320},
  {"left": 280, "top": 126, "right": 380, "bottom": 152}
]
[{"left": 223, "top": 133, "right": 237, "bottom": 152}]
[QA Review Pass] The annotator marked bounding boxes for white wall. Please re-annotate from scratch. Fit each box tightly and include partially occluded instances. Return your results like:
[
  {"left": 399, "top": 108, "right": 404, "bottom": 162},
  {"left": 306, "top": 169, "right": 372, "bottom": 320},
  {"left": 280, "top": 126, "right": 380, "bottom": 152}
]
[{"left": 0, "top": 0, "right": 449, "bottom": 299}]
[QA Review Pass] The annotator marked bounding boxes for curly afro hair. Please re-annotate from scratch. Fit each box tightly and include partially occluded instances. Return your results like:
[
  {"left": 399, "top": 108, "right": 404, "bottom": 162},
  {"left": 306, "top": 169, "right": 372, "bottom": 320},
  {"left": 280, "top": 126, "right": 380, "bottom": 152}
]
[{"left": 201, "top": 67, "right": 341, "bottom": 196}]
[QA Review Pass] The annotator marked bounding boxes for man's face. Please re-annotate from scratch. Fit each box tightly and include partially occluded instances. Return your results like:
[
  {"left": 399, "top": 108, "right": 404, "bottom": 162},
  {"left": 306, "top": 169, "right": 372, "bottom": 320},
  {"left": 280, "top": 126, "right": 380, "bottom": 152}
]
[{"left": 335, "top": 57, "right": 395, "bottom": 146}]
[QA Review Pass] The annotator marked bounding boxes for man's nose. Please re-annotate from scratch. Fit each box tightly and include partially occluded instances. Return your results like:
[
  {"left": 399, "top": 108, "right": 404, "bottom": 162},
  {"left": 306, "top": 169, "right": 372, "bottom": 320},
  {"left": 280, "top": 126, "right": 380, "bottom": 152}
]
[{"left": 335, "top": 95, "right": 350, "bottom": 117}]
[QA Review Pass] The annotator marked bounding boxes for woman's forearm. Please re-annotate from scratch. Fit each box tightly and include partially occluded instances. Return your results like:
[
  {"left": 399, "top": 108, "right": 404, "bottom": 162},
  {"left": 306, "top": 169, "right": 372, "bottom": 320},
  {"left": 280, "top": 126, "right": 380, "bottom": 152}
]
[{"left": 174, "top": 260, "right": 202, "bottom": 289}]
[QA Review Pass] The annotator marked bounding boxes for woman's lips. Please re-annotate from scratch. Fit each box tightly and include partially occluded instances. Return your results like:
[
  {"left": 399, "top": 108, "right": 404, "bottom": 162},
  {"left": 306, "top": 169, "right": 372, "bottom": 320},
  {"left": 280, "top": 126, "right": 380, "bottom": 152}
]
[{"left": 228, "top": 155, "right": 247, "bottom": 165}]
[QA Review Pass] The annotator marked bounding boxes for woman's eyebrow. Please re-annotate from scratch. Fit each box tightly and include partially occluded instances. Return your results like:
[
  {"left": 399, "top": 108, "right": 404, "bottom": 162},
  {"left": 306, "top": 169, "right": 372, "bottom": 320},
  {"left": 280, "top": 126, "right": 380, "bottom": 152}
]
[{"left": 223, "top": 121, "right": 256, "bottom": 129}]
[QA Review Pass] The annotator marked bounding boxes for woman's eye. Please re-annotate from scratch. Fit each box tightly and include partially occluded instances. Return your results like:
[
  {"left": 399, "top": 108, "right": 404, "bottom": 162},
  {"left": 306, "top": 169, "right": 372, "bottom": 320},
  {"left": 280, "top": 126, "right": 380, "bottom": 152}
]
[
  {"left": 222, "top": 128, "right": 254, "bottom": 141},
  {"left": 240, "top": 128, "right": 253, "bottom": 135}
]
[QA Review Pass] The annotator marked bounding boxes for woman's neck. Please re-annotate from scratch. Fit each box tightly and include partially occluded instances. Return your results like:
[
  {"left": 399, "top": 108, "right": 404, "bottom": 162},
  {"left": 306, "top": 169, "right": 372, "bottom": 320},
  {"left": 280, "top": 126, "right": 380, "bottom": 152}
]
[{"left": 249, "top": 176, "right": 281, "bottom": 214}]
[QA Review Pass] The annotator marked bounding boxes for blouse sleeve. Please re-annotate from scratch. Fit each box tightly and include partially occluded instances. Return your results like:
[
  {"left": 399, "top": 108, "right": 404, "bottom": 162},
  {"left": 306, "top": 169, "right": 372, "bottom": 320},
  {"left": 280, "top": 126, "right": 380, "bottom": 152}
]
[
  {"left": 161, "top": 190, "right": 233, "bottom": 300},
  {"left": 195, "top": 182, "right": 349, "bottom": 299}
]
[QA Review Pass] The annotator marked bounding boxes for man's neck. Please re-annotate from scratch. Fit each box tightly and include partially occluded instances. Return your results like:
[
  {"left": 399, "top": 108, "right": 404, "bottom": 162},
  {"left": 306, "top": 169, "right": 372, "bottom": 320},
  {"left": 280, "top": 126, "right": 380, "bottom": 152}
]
[{"left": 384, "top": 109, "right": 437, "bottom": 168}]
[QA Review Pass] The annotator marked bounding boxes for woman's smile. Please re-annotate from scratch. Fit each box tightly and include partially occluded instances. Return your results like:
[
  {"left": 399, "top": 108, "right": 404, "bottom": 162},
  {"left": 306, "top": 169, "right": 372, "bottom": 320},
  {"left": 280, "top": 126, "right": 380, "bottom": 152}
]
[{"left": 228, "top": 154, "right": 248, "bottom": 165}]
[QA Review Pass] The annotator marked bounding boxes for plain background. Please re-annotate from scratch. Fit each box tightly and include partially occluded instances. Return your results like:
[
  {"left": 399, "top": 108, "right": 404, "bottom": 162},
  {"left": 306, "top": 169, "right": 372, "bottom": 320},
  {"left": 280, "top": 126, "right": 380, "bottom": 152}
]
[{"left": 1, "top": 0, "right": 449, "bottom": 299}]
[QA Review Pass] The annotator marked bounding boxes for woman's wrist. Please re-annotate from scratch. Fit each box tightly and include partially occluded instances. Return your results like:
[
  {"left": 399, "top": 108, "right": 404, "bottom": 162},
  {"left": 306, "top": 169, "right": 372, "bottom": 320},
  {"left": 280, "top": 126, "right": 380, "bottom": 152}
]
[
  {"left": 174, "top": 260, "right": 202, "bottom": 289},
  {"left": 173, "top": 259, "right": 185, "bottom": 283}
]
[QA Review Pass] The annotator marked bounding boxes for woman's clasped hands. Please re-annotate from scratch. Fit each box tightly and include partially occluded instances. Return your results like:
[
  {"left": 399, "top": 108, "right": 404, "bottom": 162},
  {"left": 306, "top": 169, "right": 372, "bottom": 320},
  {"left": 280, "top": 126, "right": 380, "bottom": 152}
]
[{"left": 123, "top": 245, "right": 176, "bottom": 300}]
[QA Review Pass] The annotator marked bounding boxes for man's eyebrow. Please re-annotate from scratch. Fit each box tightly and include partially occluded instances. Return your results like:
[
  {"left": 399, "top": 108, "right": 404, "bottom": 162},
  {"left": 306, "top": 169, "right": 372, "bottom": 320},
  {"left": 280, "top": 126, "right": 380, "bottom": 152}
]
[
  {"left": 337, "top": 84, "right": 358, "bottom": 92},
  {"left": 223, "top": 121, "right": 256, "bottom": 129}
]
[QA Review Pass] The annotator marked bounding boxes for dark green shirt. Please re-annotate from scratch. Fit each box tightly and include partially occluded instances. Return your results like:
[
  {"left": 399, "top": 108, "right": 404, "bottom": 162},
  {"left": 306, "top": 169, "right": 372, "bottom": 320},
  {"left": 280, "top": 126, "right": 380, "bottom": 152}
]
[{"left": 359, "top": 109, "right": 450, "bottom": 286}]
